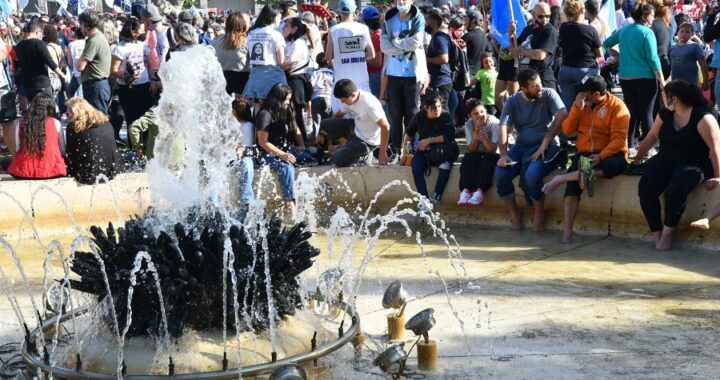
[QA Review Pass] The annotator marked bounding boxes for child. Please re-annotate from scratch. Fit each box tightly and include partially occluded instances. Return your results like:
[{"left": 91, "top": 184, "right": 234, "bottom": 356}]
[
  {"left": 309, "top": 52, "right": 334, "bottom": 142},
  {"left": 472, "top": 52, "right": 499, "bottom": 116},
  {"left": 669, "top": 23, "right": 709, "bottom": 88},
  {"left": 232, "top": 97, "right": 255, "bottom": 207}
]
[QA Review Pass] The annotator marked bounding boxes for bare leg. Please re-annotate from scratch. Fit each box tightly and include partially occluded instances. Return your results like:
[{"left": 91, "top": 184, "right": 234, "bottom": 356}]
[
  {"left": 533, "top": 199, "right": 546, "bottom": 232},
  {"left": 691, "top": 201, "right": 720, "bottom": 230},
  {"left": 543, "top": 171, "right": 579, "bottom": 194},
  {"left": 2, "top": 121, "right": 16, "bottom": 155},
  {"left": 504, "top": 198, "right": 523, "bottom": 230},
  {"left": 562, "top": 196, "right": 579, "bottom": 243},
  {"left": 655, "top": 226, "right": 674, "bottom": 251},
  {"left": 494, "top": 80, "right": 508, "bottom": 112}
]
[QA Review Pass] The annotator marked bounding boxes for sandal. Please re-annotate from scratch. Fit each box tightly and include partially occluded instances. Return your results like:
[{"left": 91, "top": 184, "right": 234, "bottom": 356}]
[{"left": 579, "top": 156, "right": 596, "bottom": 197}]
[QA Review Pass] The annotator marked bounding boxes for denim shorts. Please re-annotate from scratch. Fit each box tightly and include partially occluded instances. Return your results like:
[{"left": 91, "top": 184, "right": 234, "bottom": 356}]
[{"left": 242, "top": 66, "right": 287, "bottom": 100}]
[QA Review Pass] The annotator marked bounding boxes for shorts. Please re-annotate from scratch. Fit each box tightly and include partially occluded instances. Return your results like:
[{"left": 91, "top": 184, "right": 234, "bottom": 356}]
[
  {"left": 564, "top": 151, "right": 627, "bottom": 199},
  {"left": 242, "top": 66, "right": 287, "bottom": 100},
  {"left": 497, "top": 58, "right": 518, "bottom": 82}
]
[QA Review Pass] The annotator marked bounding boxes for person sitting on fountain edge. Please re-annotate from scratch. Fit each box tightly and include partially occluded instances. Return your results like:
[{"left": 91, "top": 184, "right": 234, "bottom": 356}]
[
  {"left": 541, "top": 74, "right": 630, "bottom": 243},
  {"left": 495, "top": 68, "right": 568, "bottom": 232},
  {"left": 315, "top": 79, "right": 390, "bottom": 166}
]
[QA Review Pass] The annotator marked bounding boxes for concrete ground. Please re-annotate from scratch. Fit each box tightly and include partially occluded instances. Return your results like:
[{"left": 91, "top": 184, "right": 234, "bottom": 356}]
[{"left": 1, "top": 224, "right": 720, "bottom": 379}]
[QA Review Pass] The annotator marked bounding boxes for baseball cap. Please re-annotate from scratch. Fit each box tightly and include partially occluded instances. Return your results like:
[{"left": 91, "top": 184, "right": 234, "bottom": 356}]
[
  {"left": 361, "top": 6, "right": 380, "bottom": 20},
  {"left": 337, "top": 0, "right": 357, "bottom": 14},
  {"left": 141, "top": 4, "right": 163, "bottom": 23},
  {"left": 576, "top": 74, "right": 606, "bottom": 94}
]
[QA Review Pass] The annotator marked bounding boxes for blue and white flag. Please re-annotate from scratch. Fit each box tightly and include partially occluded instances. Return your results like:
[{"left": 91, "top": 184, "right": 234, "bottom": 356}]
[
  {"left": 0, "top": 0, "right": 10, "bottom": 18},
  {"left": 600, "top": 0, "right": 617, "bottom": 34},
  {"left": 188, "top": 5, "right": 199, "bottom": 18},
  {"left": 57, "top": 6, "right": 69, "bottom": 17},
  {"left": 491, "top": 0, "right": 527, "bottom": 49}
]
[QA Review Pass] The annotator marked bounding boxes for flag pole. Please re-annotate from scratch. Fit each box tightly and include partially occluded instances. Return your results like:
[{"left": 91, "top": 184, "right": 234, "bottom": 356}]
[{"left": 507, "top": 0, "right": 520, "bottom": 68}]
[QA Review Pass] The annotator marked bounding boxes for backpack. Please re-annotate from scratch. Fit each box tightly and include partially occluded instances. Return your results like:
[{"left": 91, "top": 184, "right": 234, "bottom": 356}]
[{"left": 448, "top": 39, "right": 470, "bottom": 91}]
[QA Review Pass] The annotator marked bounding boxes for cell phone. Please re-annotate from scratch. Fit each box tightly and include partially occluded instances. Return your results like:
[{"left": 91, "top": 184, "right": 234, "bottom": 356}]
[{"left": 506, "top": 160, "right": 518, "bottom": 166}]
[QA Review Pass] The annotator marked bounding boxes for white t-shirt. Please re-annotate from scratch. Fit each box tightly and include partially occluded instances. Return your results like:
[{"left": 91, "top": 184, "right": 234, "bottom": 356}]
[
  {"left": 285, "top": 38, "right": 310, "bottom": 74},
  {"left": 464, "top": 115, "right": 500, "bottom": 153},
  {"left": 247, "top": 26, "right": 286, "bottom": 66},
  {"left": 240, "top": 121, "right": 255, "bottom": 147},
  {"left": 330, "top": 21, "right": 372, "bottom": 90},
  {"left": 340, "top": 90, "right": 386, "bottom": 146},
  {"left": 112, "top": 41, "right": 150, "bottom": 85},
  {"left": 311, "top": 68, "right": 334, "bottom": 99},
  {"left": 69, "top": 39, "right": 86, "bottom": 78}
]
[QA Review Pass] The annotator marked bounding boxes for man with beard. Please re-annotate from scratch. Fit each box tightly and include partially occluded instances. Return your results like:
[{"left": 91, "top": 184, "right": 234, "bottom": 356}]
[
  {"left": 495, "top": 69, "right": 567, "bottom": 232},
  {"left": 510, "top": 2, "right": 559, "bottom": 90},
  {"left": 541, "top": 75, "right": 630, "bottom": 243}
]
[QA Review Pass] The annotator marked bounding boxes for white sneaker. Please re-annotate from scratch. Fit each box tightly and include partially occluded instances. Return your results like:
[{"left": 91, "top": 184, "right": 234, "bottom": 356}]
[
  {"left": 457, "top": 189, "right": 471, "bottom": 206},
  {"left": 468, "top": 189, "right": 484, "bottom": 206}
]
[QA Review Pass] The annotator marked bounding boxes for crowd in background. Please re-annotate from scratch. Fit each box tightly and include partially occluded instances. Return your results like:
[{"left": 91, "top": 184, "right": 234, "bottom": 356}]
[{"left": 1, "top": 0, "right": 720, "bottom": 249}]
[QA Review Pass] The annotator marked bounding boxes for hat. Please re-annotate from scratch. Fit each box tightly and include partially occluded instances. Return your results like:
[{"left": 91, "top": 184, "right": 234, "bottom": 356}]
[
  {"left": 337, "top": 0, "right": 357, "bottom": 14},
  {"left": 576, "top": 74, "right": 606, "bottom": 94},
  {"left": 142, "top": 4, "right": 163, "bottom": 23},
  {"left": 361, "top": 6, "right": 380, "bottom": 20},
  {"left": 466, "top": 9, "right": 482, "bottom": 22}
]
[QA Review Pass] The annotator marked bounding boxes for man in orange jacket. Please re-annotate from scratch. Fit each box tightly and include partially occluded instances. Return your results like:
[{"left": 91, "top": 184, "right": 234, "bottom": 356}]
[{"left": 542, "top": 75, "right": 630, "bottom": 243}]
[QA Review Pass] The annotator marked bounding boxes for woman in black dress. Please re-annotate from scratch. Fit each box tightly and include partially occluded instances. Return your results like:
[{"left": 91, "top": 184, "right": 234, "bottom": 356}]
[{"left": 635, "top": 80, "right": 720, "bottom": 250}]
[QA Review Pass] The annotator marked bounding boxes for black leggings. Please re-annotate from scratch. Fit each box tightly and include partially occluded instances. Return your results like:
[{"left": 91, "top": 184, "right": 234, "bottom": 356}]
[
  {"left": 638, "top": 155, "right": 706, "bottom": 231},
  {"left": 620, "top": 78, "right": 657, "bottom": 146},
  {"left": 458, "top": 152, "right": 499, "bottom": 192}
]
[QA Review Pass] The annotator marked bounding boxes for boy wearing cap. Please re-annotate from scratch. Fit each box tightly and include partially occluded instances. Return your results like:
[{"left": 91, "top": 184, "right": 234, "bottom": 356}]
[
  {"left": 325, "top": 0, "right": 375, "bottom": 111},
  {"left": 542, "top": 74, "right": 630, "bottom": 243}
]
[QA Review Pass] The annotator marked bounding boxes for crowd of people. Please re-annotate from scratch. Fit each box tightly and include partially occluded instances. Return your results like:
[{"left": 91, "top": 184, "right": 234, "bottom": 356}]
[{"left": 1, "top": 0, "right": 720, "bottom": 249}]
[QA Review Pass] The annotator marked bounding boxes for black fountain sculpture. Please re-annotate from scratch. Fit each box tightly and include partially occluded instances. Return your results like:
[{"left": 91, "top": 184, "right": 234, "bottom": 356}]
[{"left": 69, "top": 210, "right": 320, "bottom": 338}]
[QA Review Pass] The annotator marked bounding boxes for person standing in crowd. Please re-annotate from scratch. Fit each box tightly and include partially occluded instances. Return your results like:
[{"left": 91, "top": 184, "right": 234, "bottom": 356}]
[
  {"left": 174, "top": 22, "right": 198, "bottom": 52},
  {"left": 76, "top": 10, "right": 112, "bottom": 115},
  {"left": 325, "top": 0, "right": 375, "bottom": 111},
  {"left": 462, "top": 9, "right": 489, "bottom": 99},
  {"left": 14, "top": 20, "right": 67, "bottom": 102},
  {"left": 212, "top": 12, "right": 250, "bottom": 96},
  {"left": 424, "top": 10, "right": 453, "bottom": 110},
  {"left": 141, "top": 4, "right": 169, "bottom": 95},
  {"left": 316, "top": 79, "right": 390, "bottom": 166},
  {"left": 473, "top": 52, "right": 498, "bottom": 116},
  {"left": 381, "top": 0, "right": 427, "bottom": 157},
  {"left": 511, "top": 2, "right": 559, "bottom": 91},
  {"left": 243, "top": 5, "right": 287, "bottom": 105},
  {"left": 603, "top": 2, "right": 665, "bottom": 150},
  {"left": 64, "top": 96, "right": 124, "bottom": 184},
  {"left": 362, "top": 6, "right": 383, "bottom": 99},
  {"left": 42, "top": 23, "right": 65, "bottom": 112},
  {"left": 66, "top": 27, "right": 86, "bottom": 98},
  {"left": 585, "top": 0, "right": 609, "bottom": 42},
  {"left": 669, "top": 23, "right": 708, "bottom": 88},
  {"left": 231, "top": 97, "right": 255, "bottom": 207},
  {"left": 542, "top": 75, "right": 630, "bottom": 243},
  {"left": 557, "top": 0, "right": 602, "bottom": 110},
  {"left": 401, "top": 91, "right": 458, "bottom": 208},
  {"left": 704, "top": 6, "right": 720, "bottom": 108},
  {"left": 281, "top": 17, "right": 312, "bottom": 142},
  {"left": 650, "top": 1, "right": 671, "bottom": 81},
  {"left": 457, "top": 99, "right": 501, "bottom": 207},
  {"left": 635, "top": 81, "right": 720, "bottom": 251},
  {"left": 110, "top": 17, "right": 154, "bottom": 135},
  {"left": 310, "top": 52, "right": 334, "bottom": 135},
  {"left": 495, "top": 69, "right": 568, "bottom": 232},
  {"left": 5, "top": 94, "right": 66, "bottom": 179}
]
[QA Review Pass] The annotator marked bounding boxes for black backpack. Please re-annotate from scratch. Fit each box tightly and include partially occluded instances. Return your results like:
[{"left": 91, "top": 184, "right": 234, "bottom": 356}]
[{"left": 448, "top": 39, "right": 470, "bottom": 91}]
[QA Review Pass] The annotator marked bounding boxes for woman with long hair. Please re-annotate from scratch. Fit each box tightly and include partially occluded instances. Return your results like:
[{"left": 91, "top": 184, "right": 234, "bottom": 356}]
[
  {"left": 243, "top": 5, "right": 287, "bottom": 106},
  {"left": 635, "top": 80, "right": 720, "bottom": 250},
  {"left": 111, "top": 17, "right": 154, "bottom": 141},
  {"left": 6, "top": 93, "right": 67, "bottom": 179},
  {"left": 64, "top": 97, "right": 124, "bottom": 184},
  {"left": 255, "top": 83, "right": 312, "bottom": 216},
  {"left": 281, "top": 17, "right": 311, "bottom": 143},
  {"left": 603, "top": 2, "right": 665, "bottom": 149},
  {"left": 42, "top": 23, "right": 66, "bottom": 110},
  {"left": 212, "top": 12, "right": 250, "bottom": 96}
]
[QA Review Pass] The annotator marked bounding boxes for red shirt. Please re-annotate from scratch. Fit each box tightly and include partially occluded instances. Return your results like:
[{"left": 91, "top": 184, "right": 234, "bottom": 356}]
[
  {"left": 367, "top": 29, "right": 383, "bottom": 74},
  {"left": 8, "top": 117, "right": 67, "bottom": 179}
]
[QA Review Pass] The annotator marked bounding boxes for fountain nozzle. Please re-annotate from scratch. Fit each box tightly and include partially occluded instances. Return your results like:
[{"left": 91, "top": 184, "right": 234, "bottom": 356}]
[
  {"left": 75, "top": 353, "right": 82, "bottom": 371},
  {"left": 271, "top": 351, "right": 277, "bottom": 362},
  {"left": 311, "top": 331, "right": 318, "bottom": 366},
  {"left": 23, "top": 323, "right": 35, "bottom": 353},
  {"left": 222, "top": 351, "right": 228, "bottom": 371},
  {"left": 338, "top": 320, "right": 345, "bottom": 338},
  {"left": 168, "top": 356, "right": 175, "bottom": 375},
  {"left": 122, "top": 361, "right": 127, "bottom": 377},
  {"left": 43, "top": 348, "right": 49, "bottom": 364}
]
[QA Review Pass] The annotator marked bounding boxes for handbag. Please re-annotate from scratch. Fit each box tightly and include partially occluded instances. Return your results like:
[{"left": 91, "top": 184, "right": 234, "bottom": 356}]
[
  {"left": 0, "top": 89, "right": 19, "bottom": 122},
  {"left": 426, "top": 141, "right": 459, "bottom": 165}
]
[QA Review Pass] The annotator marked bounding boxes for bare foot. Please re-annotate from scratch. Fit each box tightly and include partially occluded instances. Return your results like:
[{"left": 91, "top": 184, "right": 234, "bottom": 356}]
[
  {"left": 652, "top": 231, "right": 661, "bottom": 245},
  {"left": 542, "top": 177, "right": 563, "bottom": 195},
  {"left": 510, "top": 209, "right": 523, "bottom": 230},
  {"left": 561, "top": 231, "right": 573, "bottom": 244},
  {"left": 655, "top": 235, "right": 672, "bottom": 251},
  {"left": 533, "top": 209, "right": 545, "bottom": 232},
  {"left": 690, "top": 218, "right": 710, "bottom": 230}
]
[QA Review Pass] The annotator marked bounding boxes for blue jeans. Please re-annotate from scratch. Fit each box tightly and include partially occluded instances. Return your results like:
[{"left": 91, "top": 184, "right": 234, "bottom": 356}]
[
  {"left": 714, "top": 69, "right": 720, "bottom": 109},
  {"left": 494, "top": 144, "right": 557, "bottom": 203},
  {"left": 411, "top": 151, "right": 452, "bottom": 200},
  {"left": 82, "top": 79, "right": 111, "bottom": 115},
  {"left": 558, "top": 65, "right": 599, "bottom": 110},
  {"left": 66, "top": 76, "right": 82, "bottom": 98},
  {"left": 237, "top": 156, "right": 254, "bottom": 204},
  {"left": 260, "top": 148, "right": 313, "bottom": 200},
  {"left": 368, "top": 72, "right": 382, "bottom": 99}
]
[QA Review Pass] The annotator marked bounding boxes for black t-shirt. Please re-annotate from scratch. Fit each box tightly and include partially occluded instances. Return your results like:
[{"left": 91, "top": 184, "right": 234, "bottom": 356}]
[
  {"left": 426, "top": 31, "right": 453, "bottom": 87},
  {"left": 14, "top": 39, "right": 58, "bottom": 89},
  {"left": 406, "top": 111, "right": 455, "bottom": 141},
  {"left": 255, "top": 108, "right": 295, "bottom": 152},
  {"left": 462, "top": 28, "right": 489, "bottom": 75},
  {"left": 66, "top": 121, "right": 124, "bottom": 184},
  {"left": 558, "top": 22, "right": 601, "bottom": 68},
  {"left": 517, "top": 23, "right": 558, "bottom": 80},
  {"left": 658, "top": 107, "right": 712, "bottom": 169}
]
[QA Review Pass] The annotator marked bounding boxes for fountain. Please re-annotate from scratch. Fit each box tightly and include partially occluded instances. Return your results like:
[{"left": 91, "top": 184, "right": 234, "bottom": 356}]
[{"left": 0, "top": 46, "right": 467, "bottom": 379}]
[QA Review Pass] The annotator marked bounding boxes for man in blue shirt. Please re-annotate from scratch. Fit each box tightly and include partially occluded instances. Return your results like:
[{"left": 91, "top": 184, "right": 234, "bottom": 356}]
[{"left": 425, "top": 9, "right": 453, "bottom": 110}]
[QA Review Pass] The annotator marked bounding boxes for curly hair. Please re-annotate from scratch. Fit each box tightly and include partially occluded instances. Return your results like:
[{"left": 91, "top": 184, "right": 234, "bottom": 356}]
[
  {"left": 20, "top": 93, "right": 56, "bottom": 158},
  {"left": 563, "top": 0, "right": 586, "bottom": 20},
  {"left": 66, "top": 97, "right": 109, "bottom": 133}
]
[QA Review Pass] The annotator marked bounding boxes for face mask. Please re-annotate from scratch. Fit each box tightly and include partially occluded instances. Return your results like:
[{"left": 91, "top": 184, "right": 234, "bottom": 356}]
[{"left": 397, "top": 4, "right": 411, "bottom": 13}]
